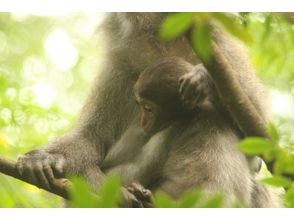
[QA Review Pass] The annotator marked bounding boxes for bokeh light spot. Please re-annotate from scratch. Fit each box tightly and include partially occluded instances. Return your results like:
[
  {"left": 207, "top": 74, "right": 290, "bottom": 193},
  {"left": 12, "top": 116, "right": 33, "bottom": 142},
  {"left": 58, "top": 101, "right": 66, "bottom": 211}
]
[{"left": 44, "top": 29, "right": 78, "bottom": 70}]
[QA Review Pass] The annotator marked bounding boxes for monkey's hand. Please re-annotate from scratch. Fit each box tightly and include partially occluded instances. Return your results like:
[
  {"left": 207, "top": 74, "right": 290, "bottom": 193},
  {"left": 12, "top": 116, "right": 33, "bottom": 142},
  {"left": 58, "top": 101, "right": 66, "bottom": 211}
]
[
  {"left": 16, "top": 149, "right": 66, "bottom": 190},
  {"left": 127, "top": 182, "right": 153, "bottom": 208},
  {"left": 119, "top": 187, "right": 145, "bottom": 208},
  {"left": 179, "top": 64, "right": 212, "bottom": 110}
]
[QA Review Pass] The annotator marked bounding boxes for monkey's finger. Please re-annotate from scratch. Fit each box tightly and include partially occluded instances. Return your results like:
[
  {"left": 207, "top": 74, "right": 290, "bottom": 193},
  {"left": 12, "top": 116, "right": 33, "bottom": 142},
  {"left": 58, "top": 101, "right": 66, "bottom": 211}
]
[
  {"left": 139, "top": 188, "right": 153, "bottom": 203},
  {"left": 22, "top": 161, "right": 39, "bottom": 187},
  {"left": 43, "top": 162, "right": 55, "bottom": 183},
  {"left": 181, "top": 77, "right": 201, "bottom": 104},
  {"left": 36, "top": 171, "right": 51, "bottom": 190},
  {"left": 142, "top": 202, "right": 153, "bottom": 208},
  {"left": 131, "top": 198, "right": 144, "bottom": 208},
  {"left": 183, "top": 84, "right": 197, "bottom": 103},
  {"left": 189, "top": 96, "right": 201, "bottom": 109},
  {"left": 120, "top": 188, "right": 143, "bottom": 208},
  {"left": 34, "top": 162, "right": 51, "bottom": 190},
  {"left": 16, "top": 155, "right": 27, "bottom": 175},
  {"left": 178, "top": 75, "right": 187, "bottom": 85},
  {"left": 179, "top": 77, "right": 189, "bottom": 95},
  {"left": 184, "top": 89, "right": 202, "bottom": 109},
  {"left": 196, "top": 85, "right": 210, "bottom": 104},
  {"left": 130, "top": 182, "right": 152, "bottom": 202},
  {"left": 53, "top": 157, "right": 66, "bottom": 177},
  {"left": 127, "top": 186, "right": 135, "bottom": 194}
]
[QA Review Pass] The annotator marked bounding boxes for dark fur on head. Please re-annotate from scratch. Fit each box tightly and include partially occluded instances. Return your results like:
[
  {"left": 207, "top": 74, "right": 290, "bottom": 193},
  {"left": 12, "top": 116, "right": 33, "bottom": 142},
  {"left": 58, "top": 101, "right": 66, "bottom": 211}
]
[{"left": 134, "top": 57, "right": 194, "bottom": 118}]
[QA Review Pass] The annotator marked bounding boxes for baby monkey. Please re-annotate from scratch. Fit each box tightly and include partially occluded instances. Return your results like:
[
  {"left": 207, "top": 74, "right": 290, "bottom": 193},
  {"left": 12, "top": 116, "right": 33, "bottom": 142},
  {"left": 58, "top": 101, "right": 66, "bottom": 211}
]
[
  {"left": 126, "top": 57, "right": 211, "bottom": 207},
  {"left": 130, "top": 57, "right": 273, "bottom": 207}
]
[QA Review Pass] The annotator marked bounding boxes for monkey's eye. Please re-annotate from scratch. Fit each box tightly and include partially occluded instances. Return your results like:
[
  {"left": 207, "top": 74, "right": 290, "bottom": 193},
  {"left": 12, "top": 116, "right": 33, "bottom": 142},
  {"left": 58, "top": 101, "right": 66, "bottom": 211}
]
[{"left": 143, "top": 105, "right": 152, "bottom": 113}]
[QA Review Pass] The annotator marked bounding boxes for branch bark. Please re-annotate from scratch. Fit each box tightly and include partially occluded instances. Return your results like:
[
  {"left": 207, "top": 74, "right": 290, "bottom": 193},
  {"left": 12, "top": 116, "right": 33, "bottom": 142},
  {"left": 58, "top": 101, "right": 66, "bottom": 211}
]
[{"left": 0, "top": 155, "right": 69, "bottom": 199}]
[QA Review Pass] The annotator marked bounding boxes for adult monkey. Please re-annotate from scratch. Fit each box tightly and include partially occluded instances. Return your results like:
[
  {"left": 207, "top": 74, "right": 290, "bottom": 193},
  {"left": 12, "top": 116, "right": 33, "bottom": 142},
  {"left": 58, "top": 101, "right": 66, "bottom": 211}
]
[{"left": 16, "top": 13, "right": 267, "bottom": 206}]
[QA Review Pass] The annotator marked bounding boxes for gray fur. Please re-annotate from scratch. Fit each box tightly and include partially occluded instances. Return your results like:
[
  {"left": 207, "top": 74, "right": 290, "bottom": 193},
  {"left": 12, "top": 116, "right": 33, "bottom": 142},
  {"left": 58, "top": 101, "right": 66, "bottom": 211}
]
[{"left": 16, "top": 13, "right": 278, "bottom": 207}]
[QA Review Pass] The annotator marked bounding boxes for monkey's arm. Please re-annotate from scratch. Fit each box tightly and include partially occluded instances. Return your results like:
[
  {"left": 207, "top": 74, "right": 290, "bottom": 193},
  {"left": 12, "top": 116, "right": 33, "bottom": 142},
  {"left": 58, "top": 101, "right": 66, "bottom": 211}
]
[
  {"left": 181, "top": 27, "right": 268, "bottom": 136},
  {"left": 212, "top": 27, "right": 269, "bottom": 122},
  {"left": 108, "top": 127, "right": 172, "bottom": 187},
  {"left": 16, "top": 132, "right": 104, "bottom": 190}
]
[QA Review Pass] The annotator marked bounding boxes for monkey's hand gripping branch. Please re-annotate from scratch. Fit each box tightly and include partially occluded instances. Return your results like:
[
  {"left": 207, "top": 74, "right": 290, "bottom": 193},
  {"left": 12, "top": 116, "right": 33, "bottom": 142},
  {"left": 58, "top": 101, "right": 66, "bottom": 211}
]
[{"left": 0, "top": 155, "right": 69, "bottom": 199}]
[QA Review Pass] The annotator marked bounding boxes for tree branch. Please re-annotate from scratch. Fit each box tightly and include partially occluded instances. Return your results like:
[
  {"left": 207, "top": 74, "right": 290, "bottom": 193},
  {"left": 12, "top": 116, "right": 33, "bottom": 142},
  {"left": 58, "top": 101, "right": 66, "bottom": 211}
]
[{"left": 0, "top": 155, "right": 69, "bottom": 199}]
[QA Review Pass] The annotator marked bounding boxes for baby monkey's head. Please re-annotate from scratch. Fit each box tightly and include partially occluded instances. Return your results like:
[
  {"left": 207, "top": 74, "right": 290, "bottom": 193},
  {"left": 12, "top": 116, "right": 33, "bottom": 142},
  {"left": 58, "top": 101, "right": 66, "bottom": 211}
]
[{"left": 134, "top": 57, "right": 194, "bottom": 134}]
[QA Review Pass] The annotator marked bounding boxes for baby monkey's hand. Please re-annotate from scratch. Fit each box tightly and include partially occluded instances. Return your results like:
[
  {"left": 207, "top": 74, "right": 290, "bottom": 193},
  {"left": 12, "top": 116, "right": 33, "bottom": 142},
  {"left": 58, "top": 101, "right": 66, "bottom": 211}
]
[
  {"left": 127, "top": 182, "right": 153, "bottom": 208},
  {"left": 179, "top": 64, "right": 212, "bottom": 110}
]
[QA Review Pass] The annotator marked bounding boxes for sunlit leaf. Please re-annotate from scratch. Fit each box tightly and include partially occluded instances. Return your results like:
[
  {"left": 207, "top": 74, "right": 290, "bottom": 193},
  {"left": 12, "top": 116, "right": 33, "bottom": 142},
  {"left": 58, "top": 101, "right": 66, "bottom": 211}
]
[
  {"left": 96, "top": 175, "right": 122, "bottom": 208},
  {"left": 153, "top": 192, "right": 178, "bottom": 208},
  {"left": 285, "top": 187, "right": 294, "bottom": 208},
  {"left": 266, "top": 122, "right": 279, "bottom": 143},
  {"left": 160, "top": 12, "right": 194, "bottom": 41},
  {"left": 0, "top": 132, "right": 8, "bottom": 147},
  {"left": 177, "top": 190, "right": 202, "bottom": 208},
  {"left": 261, "top": 176, "right": 292, "bottom": 188},
  {"left": 191, "top": 22, "right": 212, "bottom": 62},
  {"left": 69, "top": 176, "right": 99, "bottom": 208},
  {"left": 275, "top": 151, "right": 294, "bottom": 174},
  {"left": 203, "top": 194, "right": 224, "bottom": 208},
  {"left": 239, "top": 137, "right": 275, "bottom": 155},
  {"left": 262, "top": 14, "right": 273, "bottom": 40},
  {"left": 284, "top": 160, "right": 294, "bottom": 174},
  {"left": 212, "top": 13, "right": 252, "bottom": 43}
]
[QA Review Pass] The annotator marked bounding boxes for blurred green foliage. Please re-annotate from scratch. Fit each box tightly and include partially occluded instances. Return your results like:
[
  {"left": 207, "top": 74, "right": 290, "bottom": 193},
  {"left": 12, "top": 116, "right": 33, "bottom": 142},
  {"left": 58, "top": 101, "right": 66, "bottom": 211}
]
[
  {"left": 0, "top": 12, "right": 293, "bottom": 207},
  {"left": 69, "top": 175, "right": 122, "bottom": 208},
  {"left": 67, "top": 174, "right": 229, "bottom": 208},
  {"left": 0, "top": 12, "right": 102, "bottom": 207}
]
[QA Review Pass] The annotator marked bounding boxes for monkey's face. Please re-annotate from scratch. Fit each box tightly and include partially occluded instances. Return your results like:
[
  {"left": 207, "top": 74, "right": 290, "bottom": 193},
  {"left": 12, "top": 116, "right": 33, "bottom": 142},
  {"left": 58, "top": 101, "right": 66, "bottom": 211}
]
[
  {"left": 135, "top": 93, "right": 172, "bottom": 135},
  {"left": 136, "top": 98, "right": 161, "bottom": 134}
]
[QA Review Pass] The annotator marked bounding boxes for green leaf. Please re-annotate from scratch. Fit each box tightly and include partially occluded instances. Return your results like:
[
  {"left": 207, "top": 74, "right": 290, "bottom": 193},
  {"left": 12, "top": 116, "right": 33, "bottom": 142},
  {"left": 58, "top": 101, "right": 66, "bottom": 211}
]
[
  {"left": 261, "top": 176, "right": 292, "bottom": 188},
  {"left": 153, "top": 192, "right": 178, "bottom": 208},
  {"left": 69, "top": 175, "right": 122, "bottom": 208},
  {"left": 212, "top": 13, "right": 252, "bottom": 44},
  {"left": 160, "top": 12, "right": 194, "bottom": 41},
  {"left": 285, "top": 187, "right": 294, "bottom": 208},
  {"left": 202, "top": 194, "right": 224, "bottom": 208},
  {"left": 191, "top": 22, "right": 212, "bottom": 62},
  {"left": 262, "top": 14, "right": 273, "bottom": 41},
  {"left": 266, "top": 122, "right": 279, "bottom": 143},
  {"left": 239, "top": 137, "right": 275, "bottom": 155},
  {"left": 97, "top": 175, "right": 122, "bottom": 208},
  {"left": 68, "top": 176, "right": 99, "bottom": 208},
  {"left": 177, "top": 190, "right": 202, "bottom": 208},
  {"left": 275, "top": 151, "right": 294, "bottom": 174},
  {"left": 284, "top": 160, "right": 294, "bottom": 174}
]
